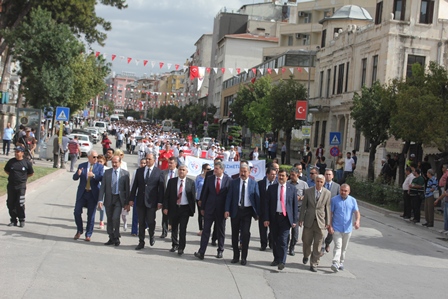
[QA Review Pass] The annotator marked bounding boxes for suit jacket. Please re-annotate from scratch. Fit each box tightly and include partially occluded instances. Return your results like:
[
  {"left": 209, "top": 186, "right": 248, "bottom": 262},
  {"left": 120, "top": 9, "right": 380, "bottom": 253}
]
[
  {"left": 200, "top": 174, "right": 231, "bottom": 216},
  {"left": 128, "top": 167, "right": 145, "bottom": 206},
  {"left": 225, "top": 177, "right": 260, "bottom": 218},
  {"left": 144, "top": 166, "right": 165, "bottom": 208},
  {"left": 326, "top": 181, "right": 340, "bottom": 198},
  {"left": 258, "top": 177, "right": 278, "bottom": 222},
  {"left": 98, "top": 168, "right": 130, "bottom": 207},
  {"left": 264, "top": 183, "right": 298, "bottom": 227},
  {"left": 299, "top": 187, "right": 331, "bottom": 229},
  {"left": 163, "top": 177, "right": 196, "bottom": 217},
  {"left": 162, "top": 168, "right": 178, "bottom": 190},
  {"left": 73, "top": 162, "right": 104, "bottom": 202}
]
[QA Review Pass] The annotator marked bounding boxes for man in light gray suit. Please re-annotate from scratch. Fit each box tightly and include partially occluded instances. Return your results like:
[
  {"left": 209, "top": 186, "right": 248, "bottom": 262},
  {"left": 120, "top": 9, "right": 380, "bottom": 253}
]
[
  {"left": 321, "top": 169, "right": 340, "bottom": 254},
  {"left": 98, "top": 156, "right": 130, "bottom": 246},
  {"left": 299, "top": 174, "right": 331, "bottom": 272}
]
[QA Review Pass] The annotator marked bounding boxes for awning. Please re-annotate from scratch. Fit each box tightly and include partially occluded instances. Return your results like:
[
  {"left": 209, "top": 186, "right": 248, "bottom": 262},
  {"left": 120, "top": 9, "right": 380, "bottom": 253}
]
[{"left": 219, "top": 118, "right": 230, "bottom": 124}]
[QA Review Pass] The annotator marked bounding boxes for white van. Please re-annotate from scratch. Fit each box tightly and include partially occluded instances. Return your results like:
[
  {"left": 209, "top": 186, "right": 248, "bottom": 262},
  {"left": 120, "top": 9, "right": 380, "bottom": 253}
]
[
  {"left": 110, "top": 114, "right": 120, "bottom": 122},
  {"left": 94, "top": 121, "right": 108, "bottom": 133}
]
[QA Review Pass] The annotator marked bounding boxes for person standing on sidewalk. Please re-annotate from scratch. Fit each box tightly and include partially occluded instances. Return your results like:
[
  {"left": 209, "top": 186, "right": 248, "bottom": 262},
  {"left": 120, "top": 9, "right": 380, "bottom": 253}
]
[
  {"left": 329, "top": 184, "right": 360, "bottom": 273},
  {"left": 409, "top": 169, "right": 425, "bottom": 224},
  {"left": 4, "top": 146, "right": 34, "bottom": 227},
  {"left": 401, "top": 167, "right": 415, "bottom": 219},
  {"left": 281, "top": 143, "right": 286, "bottom": 165},
  {"left": 67, "top": 136, "right": 80, "bottom": 172},
  {"left": 3, "top": 122, "right": 14, "bottom": 156},
  {"left": 422, "top": 169, "right": 437, "bottom": 227}
]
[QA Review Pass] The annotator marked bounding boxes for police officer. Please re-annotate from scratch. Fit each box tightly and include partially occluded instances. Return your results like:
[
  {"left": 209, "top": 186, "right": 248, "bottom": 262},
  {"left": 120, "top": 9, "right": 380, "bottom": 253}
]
[{"left": 4, "top": 146, "right": 34, "bottom": 227}]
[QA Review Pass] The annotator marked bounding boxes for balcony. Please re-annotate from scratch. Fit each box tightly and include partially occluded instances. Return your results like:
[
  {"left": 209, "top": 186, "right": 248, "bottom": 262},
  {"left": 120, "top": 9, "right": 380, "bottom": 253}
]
[{"left": 279, "top": 22, "right": 322, "bottom": 35}]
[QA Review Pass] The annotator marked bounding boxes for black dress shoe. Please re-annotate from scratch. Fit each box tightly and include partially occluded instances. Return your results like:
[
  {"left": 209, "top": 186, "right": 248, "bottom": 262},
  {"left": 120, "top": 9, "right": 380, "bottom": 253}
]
[
  {"left": 241, "top": 260, "right": 247, "bottom": 266},
  {"left": 7, "top": 222, "right": 17, "bottom": 227},
  {"left": 104, "top": 239, "right": 115, "bottom": 245},
  {"left": 170, "top": 246, "right": 179, "bottom": 252},
  {"left": 135, "top": 242, "right": 145, "bottom": 250},
  {"left": 310, "top": 266, "right": 317, "bottom": 272},
  {"left": 289, "top": 249, "right": 295, "bottom": 256},
  {"left": 194, "top": 252, "right": 204, "bottom": 260},
  {"left": 160, "top": 233, "right": 167, "bottom": 238},
  {"left": 211, "top": 240, "right": 217, "bottom": 246},
  {"left": 260, "top": 246, "right": 266, "bottom": 251},
  {"left": 427, "top": 224, "right": 434, "bottom": 227},
  {"left": 231, "top": 258, "right": 239, "bottom": 264},
  {"left": 216, "top": 251, "right": 223, "bottom": 258},
  {"left": 150, "top": 236, "right": 155, "bottom": 246},
  {"left": 115, "top": 240, "right": 120, "bottom": 246},
  {"left": 178, "top": 249, "right": 184, "bottom": 255},
  {"left": 270, "top": 260, "right": 279, "bottom": 266},
  {"left": 303, "top": 257, "right": 309, "bottom": 264},
  {"left": 278, "top": 263, "right": 285, "bottom": 270},
  {"left": 422, "top": 223, "right": 428, "bottom": 226},
  {"left": 19, "top": 221, "right": 25, "bottom": 228}
]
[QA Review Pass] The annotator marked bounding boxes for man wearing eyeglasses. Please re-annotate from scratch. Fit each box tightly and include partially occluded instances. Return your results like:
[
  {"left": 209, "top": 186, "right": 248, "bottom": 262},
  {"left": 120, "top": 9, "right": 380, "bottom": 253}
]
[{"left": 72, "top": 150, "right": 104, "bottom": 242}]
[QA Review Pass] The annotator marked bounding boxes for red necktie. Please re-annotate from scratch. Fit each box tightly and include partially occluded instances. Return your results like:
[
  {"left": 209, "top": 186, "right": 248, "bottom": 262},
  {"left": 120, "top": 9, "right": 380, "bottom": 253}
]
[
  {"left": 216, "top": 177, "right": 221, "bottom": 194},
  {"left": 177, "top": 179, "right": 183, "bottom": 205},
  {"left": 280, "top": 185, "right": 286, "bottom": 216}
]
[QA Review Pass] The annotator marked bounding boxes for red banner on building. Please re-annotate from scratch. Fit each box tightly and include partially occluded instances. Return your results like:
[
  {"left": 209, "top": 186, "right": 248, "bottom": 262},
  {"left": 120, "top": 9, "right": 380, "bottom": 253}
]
[{"left": 295, "top": 100, "right": 307, "bottom": 120}]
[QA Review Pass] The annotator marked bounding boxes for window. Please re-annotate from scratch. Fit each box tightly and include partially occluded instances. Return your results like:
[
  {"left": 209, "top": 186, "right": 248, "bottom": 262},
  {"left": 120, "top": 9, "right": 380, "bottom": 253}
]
[
  {"left": 319, "top": 71, "right": 324, "bottom": 98},
  {"left": 321, "top": 29, "right": 326, "bottom": 48},
  {"left": 326, "top": 69, "right": 331, "bottom": 97},
  {"left": 361, "top": 58, "right": 367, "bottom": 87},
  {"left": 393, "top": 0, "right": 406, "bottom": 21},
  {"left": 375, "top": 1, "right": 383, "bottom": 24},
  {"left": 419, "top": 0, "right": 434, "bottom": 24},
  {"left": 372, "top": 55, "right": 379, "bottom": 84},
  {"left": 321, "top": 121, "right": 327, "bottom": 148},
  {"left": 364, "top": 137, "right": 370, "bottom": 153},
  {"left": 337, "top": 63, "right": 345, "bottom": 94},
  {"left": 354, "top": 129, "right": 361, "bottom": 152},
  {"left": 332, "top": 66, "right": 337, "bottom": 95},
  {"left": 288, "top": 35, "right": 293, "bottom": 46},
  {"left": 345, "top": 62, "right": 350, "bottom": 92},
  {"left": 313, "top": 121, "right": 320, "bottom": 148},
  {"left": 406, "top": 55, "right": 426, "bottom": 77}
]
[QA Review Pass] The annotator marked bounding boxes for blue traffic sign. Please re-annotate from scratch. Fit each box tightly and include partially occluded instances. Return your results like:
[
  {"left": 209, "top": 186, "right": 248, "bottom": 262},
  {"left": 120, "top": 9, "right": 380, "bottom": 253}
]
[
  {"left": 330, "top": 146, "right": 339, "bottom": 157},
  {"left": 329, "top": 132, "right": 341, "bottom": 145},
  {"left": 55, "top": 106, "right": 70, "bottom": 121}
]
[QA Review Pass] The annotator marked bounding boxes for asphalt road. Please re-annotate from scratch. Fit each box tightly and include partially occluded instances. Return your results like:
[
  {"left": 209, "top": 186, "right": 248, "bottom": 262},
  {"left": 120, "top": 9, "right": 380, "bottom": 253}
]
[{"left": 0, "top": 145, "right": 447, "bottom": 299}]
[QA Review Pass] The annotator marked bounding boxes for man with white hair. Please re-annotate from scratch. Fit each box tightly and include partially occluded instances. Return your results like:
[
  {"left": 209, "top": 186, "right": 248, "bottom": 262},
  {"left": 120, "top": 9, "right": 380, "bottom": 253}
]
[{"left": 207, "top": 144, "right": 217, "bottom": 160}]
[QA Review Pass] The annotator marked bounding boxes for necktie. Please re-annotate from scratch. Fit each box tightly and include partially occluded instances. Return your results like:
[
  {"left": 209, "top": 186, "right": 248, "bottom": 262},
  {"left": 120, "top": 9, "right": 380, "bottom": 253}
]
[
  {"left": 86, "top": 165, "right": 93, "bottom": 191},
  {"left": 316, "top": 191, "right": 321, "bottom": 202},
  {"left": 267, "top": 180, "right": 272, "bottom": 190},
  {"left": 325, "top": 182, "right": 329, "bottom": 190},
  {"left": 280, "top": 185, "right": 286, "bottom": 216},
  {"left": 240, "top": 180, "right": 246, "bottom": 207},
  {"left": 145, "top": 167, "right": 149, "bottom": 180},
  {"left": 112, "top": 170, "right": 118, "bottom": 194},
  {"left": 216, "top": 177, "right": 221, "bottom": 194},
  {"left": 170, "top": 170, "right": 173, "bottom": 179},
  {"left": 177, "top": 179, "right": 184, "bottom": 205}
]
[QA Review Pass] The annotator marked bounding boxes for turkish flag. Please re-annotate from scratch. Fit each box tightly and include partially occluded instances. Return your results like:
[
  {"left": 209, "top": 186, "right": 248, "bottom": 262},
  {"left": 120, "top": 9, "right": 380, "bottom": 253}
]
[
  {"left": 143, "top": 60, "right": 148, "bottom": 66},
  {"left": 111, "top": 54, "right": 116, "bottom": 61},
  {"left": 127, "top": 57, "right": 132, "bottom": 64},
  {"left": 190, "top": 66, "right": 199, "bottom": 80},
  {"left": 295, "top": 100, "right": 307, "bottom": 120}
]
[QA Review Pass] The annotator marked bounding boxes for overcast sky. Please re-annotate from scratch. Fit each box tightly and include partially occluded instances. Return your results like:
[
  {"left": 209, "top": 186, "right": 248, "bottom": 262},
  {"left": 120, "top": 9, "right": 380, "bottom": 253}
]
[{"left": 95, "top": 0, "right": 248, "bottom": 77}]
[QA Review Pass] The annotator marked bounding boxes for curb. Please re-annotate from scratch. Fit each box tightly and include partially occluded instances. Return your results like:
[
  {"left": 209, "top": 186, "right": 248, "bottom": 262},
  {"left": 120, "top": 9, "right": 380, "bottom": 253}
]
[{"left": 0, "top": 168, "right": 66, "bottom": 208}]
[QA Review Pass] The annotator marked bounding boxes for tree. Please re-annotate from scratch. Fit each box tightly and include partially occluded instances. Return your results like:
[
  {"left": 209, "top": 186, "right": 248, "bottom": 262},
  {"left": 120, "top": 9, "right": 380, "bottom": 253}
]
[
  {"left": 270, "top": 76, "right": 308, "bottom": 164},
  {"left": 5, "top": 7, "right": 84, "bottom": 109},
  {"left": 350, "top": 81, "right": 392, "bottom": 181},
  {"left": 242, "top": 77, "right": 272, "bottom": 135}
]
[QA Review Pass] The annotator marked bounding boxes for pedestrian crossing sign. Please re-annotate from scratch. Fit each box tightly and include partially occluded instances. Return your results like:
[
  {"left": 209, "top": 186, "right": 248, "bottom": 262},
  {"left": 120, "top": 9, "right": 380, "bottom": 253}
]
[
  {"left": 55, "top": 106, "right": 70, "bottom": 121},
  {"left": 329, "top": 132, "right": 341, "bottom": 145}
]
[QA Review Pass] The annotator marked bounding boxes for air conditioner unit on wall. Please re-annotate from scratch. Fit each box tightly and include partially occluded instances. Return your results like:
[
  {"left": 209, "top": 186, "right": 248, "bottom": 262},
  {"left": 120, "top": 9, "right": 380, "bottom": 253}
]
[
  {"left": 298, "top": 11, "right": 304, "bottom": 17},
  {"left": 296, "top": 33, "right": 303, "bottom": 39}
]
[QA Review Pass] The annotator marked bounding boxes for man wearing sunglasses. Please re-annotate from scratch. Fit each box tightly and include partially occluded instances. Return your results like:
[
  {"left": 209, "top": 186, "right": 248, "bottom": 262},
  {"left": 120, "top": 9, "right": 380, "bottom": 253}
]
[{"left": 72, "top": 150, "right": 104, "bottom": 242}]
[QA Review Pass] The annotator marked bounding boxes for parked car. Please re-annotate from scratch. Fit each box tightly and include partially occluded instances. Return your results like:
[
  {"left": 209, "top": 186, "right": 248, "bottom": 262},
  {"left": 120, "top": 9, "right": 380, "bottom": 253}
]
[
  {"left": 200, "top": 137, "right": 212, "bottom": 150},
  {"left": 71, "top": 128, "right": 94, "bottom": 143},
  {"left": 68, "top": 134, "right": 93, "bottom": 157},
  {"left": 84, "top": 127, "right": 100, "bottom": 144},
  {"left": 93, "top": 121, "right": 108, "bottom": 134}
]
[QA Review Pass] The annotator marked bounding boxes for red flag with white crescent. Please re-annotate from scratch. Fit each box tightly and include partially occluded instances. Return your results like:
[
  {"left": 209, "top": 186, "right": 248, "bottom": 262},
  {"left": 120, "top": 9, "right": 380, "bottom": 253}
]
[
  {"left": 236, "top": 68, "right": 241, "bottom": 74},
  {"left": 295, "top": 100, "right": 307, "bottom": 120},
  {"left": 95, "top": 51, "right": 100, "bottom": 57},
  {"left": 175, "top": 64, "right": 180, "bottom": 70},
  {"left": 251, "top": 68, "right": 257, "bottom": 75},
  {"left": 190, "top": 66, "right": 199, "bottom": 80}
]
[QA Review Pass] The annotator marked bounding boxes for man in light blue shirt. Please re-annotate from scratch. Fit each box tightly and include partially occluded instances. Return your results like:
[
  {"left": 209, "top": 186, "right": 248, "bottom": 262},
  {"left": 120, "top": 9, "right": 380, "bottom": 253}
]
[
  {"left": 329, "top": 184, "right": 360, "bottom": 272},
  {"left": 3, "top": 122, "right": 14, "bottom": 156}
]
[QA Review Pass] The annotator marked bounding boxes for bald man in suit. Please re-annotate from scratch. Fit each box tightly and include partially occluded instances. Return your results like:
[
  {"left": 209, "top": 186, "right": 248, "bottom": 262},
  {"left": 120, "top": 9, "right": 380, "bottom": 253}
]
[{"left": 299, "top": 174, "right": 331, "bottom": 272}]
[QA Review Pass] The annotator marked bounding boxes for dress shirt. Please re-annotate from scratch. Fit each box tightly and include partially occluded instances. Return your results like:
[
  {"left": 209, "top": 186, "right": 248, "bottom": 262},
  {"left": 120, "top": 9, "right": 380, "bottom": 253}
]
[
  {"left": 331, "top": 195, "right": 359, "bottom": 233},
  {"left": 112, "top": 168, "right": 121, "bottom": 195},
  {"left": 276, "top": 183, "right": 286, "bottom": 213},
  {"left": 178, "top": 178, "right": 188, "bottom": 205},
  {"left": 266, "top": 179, "right": 275, "bottom": 190},
  {"left": 402, "top": 173, "right": 415, "bottom": 191},
  {"left": 239, "top": 178, "right": 251, "bottom": 207},
  {"left": 216, "top": 175, "right": 223, "bottom": 189}
]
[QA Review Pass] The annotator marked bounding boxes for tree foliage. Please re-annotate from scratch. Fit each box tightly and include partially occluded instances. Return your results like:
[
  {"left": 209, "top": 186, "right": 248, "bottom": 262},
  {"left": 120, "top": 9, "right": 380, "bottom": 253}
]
[
  {"left": 241, "top": 77, "right": 272, "bottom": 134},
  {"left": 351, "top": 81, "right": 391, "bottom": 180}
]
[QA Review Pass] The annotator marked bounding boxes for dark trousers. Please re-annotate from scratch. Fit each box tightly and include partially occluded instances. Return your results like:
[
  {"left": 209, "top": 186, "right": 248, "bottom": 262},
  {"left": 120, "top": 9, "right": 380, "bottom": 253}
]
[
  {"left": 259, "top": 218, "right": 272, "bottom": 248},
  {"left": 197, "top": 201, "right": 203, "bottom": 231},
  {"left": 131, "top": 203, "right": 139, "bottom": 235},
  {"left": 106, "top": 195, "right": 122, "bottom": 241},
  {"left": 281, "top": 151, "right": 286, "bottom": 164},
  {"left": 137, "top": 206, "right": 157, "bottom": 244},
  {"left": 403, "top": 191, "right": 412, "bottom": 218},
  {"left": 3, "top": 139, "right": 11, "bottom": 155},
  {"left": 270, "top": 214, "right": 291, "bottom": 264},
  {"left": 170, "top": 205, "right": 191, "bottom": 250},
  {"left": 231, "top": 207, "right": 253, "bottom": 260},
  {"left": 411, "top": 194, "right": 422, "bottom": 222},
  {"left": 288, "top": 210, "right": 301, "bottom": 249},
  {"left": 199, "top": 211, "right": 226, "bottom": 254},
  {"left": 7, "top": 187, "right": 26, "bottom": 223},
  {"left": 73, "top": 191, "right": 97, "bottom": 237},
  {"left": 161, "top": 212, "right": 169, "bottom": 236}
]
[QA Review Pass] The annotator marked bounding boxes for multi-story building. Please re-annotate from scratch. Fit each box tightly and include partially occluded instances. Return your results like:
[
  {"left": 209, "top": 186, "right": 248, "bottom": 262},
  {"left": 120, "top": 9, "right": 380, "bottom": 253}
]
[
  {"left": 104, "top": 72, "right": 138, "bottom": 113},
  {"left": 310, "top": 1, "right": 448, "bottom": 177}
]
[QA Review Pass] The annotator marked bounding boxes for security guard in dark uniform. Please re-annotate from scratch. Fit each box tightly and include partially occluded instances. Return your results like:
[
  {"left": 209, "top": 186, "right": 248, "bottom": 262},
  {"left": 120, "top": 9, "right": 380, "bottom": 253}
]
[{"left": 4, "top": 146, "right": 34, "bottom": 227}]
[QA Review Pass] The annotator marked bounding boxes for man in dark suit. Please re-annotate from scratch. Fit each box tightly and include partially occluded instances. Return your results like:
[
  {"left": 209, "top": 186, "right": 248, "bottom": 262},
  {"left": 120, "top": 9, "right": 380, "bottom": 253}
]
[
  {"left": 128, "top": 153, "right": 164, "bottom": 250},
  {"left": 321, "top": 169, "right": 340, "bottom": 254},
  {"left": 258, "top": 167, "right": 277, "bottom": 251},
  {"left": 98, "top": 156, "right": 130, "bottom": 246},
  {"left": 194, "top": 161, "right": 230, "bottom": 260},
  {"left": 161, "top": 157, "right": 178, "bottom": 238},
  {"left": 72, "top": 150, "right": 104, "bottom": 241},
  {"left": 201, "top": 157, "right": 221, "bottom": 246},
  {"left": 263, "top": 169, "right": 298, "bottom": 271},
  {"left": 225, "top": 162, "right": 260, "bottom": 265},
  {"left": 163, "top": 165, "right": 195, "bottom": 255},
  {"left": 299, "top": 174, "right": 331, "bottom": 272}
]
